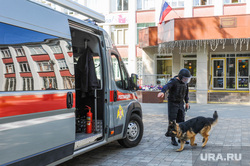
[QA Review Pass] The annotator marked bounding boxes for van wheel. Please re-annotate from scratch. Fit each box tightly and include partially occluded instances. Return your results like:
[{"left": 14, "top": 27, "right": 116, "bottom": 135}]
[{"left": 118, "top": 114, "right": 143, "bottom": 148}]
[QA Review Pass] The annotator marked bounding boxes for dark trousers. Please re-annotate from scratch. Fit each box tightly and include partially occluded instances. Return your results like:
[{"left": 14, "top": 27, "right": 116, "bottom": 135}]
[{"left": 168, "top": 101, "right": 185, "bottom": 123}]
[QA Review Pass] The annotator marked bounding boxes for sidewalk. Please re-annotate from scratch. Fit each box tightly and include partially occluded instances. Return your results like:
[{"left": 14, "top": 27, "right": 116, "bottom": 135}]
[{"left": 61, "top": 103, "right": 250, "bottom": 166}]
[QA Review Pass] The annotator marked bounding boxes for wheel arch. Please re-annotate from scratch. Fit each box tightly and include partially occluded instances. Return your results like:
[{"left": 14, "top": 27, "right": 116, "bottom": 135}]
[{"left": 123, "top": 101, "right": 142, "bottom": 138}]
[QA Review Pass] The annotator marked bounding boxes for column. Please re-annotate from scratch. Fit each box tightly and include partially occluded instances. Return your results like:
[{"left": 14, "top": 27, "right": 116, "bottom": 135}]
[
  {"left": 214, "top": 0, "right": 223, "bottom": 16},
  {"left": 0, "top": 52, "right": 6, "bottom": 91},
  {"left": 9, "top": 47, "right": 23, "bottom": 91},
  {"left": 184, "top": 0, "right": 193, "bottom": 18},
  {"left": 154, "top": 0, "right": 162, "bottom": 25},
  {"left": 247, "top": 0, "right": 250, "bottom": 14},
  {"left": 128, "top": 0, "right": 137, "bottom": 75},
  {"left": 23, "top": 46, "right": 43, "bottom": 90},
  {"left": 196, "top": 47, "right": 208, "bottom": 104}
]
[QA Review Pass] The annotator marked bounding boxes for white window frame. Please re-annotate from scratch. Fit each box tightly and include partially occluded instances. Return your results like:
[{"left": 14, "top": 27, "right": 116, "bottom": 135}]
[
  {"left": 193, "top": 0, "right": 213, "bottom": 6},
  {"left": 6, "top": 64, "right": 15, "bottom": 73},
  {"left": 20, "top": 63, "right": 31, "bottom": 72},
  {"left": 166, "top": 0, "right": 184, "bottom": 7},
  {"left": 57, "top": 59, "right": 68, "bottom": 70},
  {"left": 224, "top": 0, "right": 246, "bottom": 4},
  {"left": 1, "top": 49, "right": 12, "bottom": 58},
  {"left": 37, "top": 61, "right": 53, "bottom": 71},
  {"left": 112, "top": 27, "right": 128, "bottom": 45},
  {"left": 137, "top": 0, "right": 155, "bottom": 10},
  {"left": 63, "top": 77, "right": 75, "bottom": 89},
  {"left": 15, "top": 47, "right": 26, "bottom": 57},
  {"left": 43, "top": 77, "right": 57, "bottom": 89},
  {"left": 5, "top": 78, "right": 16, "bottom": 91},
  {"left": 116, "top": 0, "right": 128, "bottom": 11},
  {"left": 23, "top": 77, "right": 34, "bottom": 91},
  {"left": 29, "top": 46, "right": 47, "bottom": 55},
  {"left": 50, "top": 45, "right": 62, "bottom": 54}
]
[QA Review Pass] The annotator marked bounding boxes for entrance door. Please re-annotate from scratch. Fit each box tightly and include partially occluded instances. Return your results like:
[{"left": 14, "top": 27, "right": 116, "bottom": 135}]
[
  {"left": 237, "top": 59, "right": 249, "bottom": 89},
  {"left": 212, "top": 59, "right": 225, "bottom": 89}
]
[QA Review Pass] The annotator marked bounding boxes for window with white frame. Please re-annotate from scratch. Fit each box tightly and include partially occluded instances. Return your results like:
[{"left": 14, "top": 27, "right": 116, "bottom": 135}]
[
  {"left": 57, "top": 59, "right": 68, "bottom": 70},
  {"left": 5, "top": 64, "right": 15, "bottom": 73},
  {"left": 1, "top": 48, "right": 12, "bottom": 58},
  {"left": 224, "top": 0, "right": 245, "bottom": 4},
  {"left": 15, "top": 47, "right": 26, "bottom": 57},
  {"left": 50, "top": 45, "right": 62, "bottom": 54},
  {"left": 117, "top": 0, "right": 128, "bottom": 11},
  {"left": 29, "top": 46, "right": 47, "bottom": 55},
  {"left": 37, "top": 61, "right": 54, "bottom": 71},
  {"left": 193, "top": 0, "right": 213, "bottom": 6},
  {"left": 23, "top": 77, "right": 34, "bottom": 91},
  {"left": 43, "top": 77, "right": 57, "bottom": 89},
  {"left": 5, "top": 78, "right": 16, "bottom": 91},
  {"left": 166, "top": 0, "right": 184, "bottom": 7},
  {"left": 111, "top": 25, "right": 129, "bottom": 45},
  {"left": 63, "top": 77, "right": 75, "bottom": 89},
  {"left": 137, "top": 0, "right": 155, "bottom": 10},
  {"left": 20, "top": 63, "right": 31, "bottom": 72}
]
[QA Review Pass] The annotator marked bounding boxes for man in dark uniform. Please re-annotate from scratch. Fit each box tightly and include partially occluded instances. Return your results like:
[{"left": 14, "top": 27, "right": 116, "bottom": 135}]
[{"left": 157, "top": 68, "right": 191, "bottom": 146}]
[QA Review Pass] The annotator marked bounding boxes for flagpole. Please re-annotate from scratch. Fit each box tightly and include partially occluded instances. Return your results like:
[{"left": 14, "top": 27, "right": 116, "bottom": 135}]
[{"left": 172, "top": 9, "right": 181, "bottom": 18}]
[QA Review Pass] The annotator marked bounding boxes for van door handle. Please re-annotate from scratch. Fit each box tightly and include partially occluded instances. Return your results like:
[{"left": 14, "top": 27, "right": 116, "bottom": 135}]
[
  {"left": 114, "top": 90, "right": 117, "bottom": 102},
  {"left": 67, "top": 92, "right": 73, "bottom": 108}
]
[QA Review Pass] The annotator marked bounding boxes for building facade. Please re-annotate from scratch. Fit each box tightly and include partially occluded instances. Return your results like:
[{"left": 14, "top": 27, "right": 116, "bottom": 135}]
[
  {"left": 36, "top": 0, "right": 250, "bottom": 104},
  {"left": 139, "top": 0, "right": 250, "bottom": 104}
]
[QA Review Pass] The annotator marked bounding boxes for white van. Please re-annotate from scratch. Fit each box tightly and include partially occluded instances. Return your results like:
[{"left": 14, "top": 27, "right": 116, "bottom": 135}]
[{"left": 0, "top": 0, "right": 143, "bottom": 165}]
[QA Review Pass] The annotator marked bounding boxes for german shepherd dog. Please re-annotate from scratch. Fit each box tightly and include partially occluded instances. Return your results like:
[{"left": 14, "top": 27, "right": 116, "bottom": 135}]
[{"left": 166, "top": 111, "right": 218, "bottom": 152}]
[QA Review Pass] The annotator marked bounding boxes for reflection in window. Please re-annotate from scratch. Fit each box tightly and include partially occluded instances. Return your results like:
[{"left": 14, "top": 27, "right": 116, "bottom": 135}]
[
  {"left": 6, "top": 64, "right": 15, "bottom": 73},
  {"left": 57, "top": 59, "right": 68, "bottom": 70},
  {"left": 1, "top": 48, "right": 11, "bottom": 58},
  {"left": 183, "top": 58, "right": 197, "bottom": 88},
  {"left": 37, "top": 61, "right": 54, "bottom": 71},
  {"left": 226, "top": 57, "right": 235, "bottom": 89},
  {"left": 29, "top": 46, "right": 47, "bottom": 55},
  {"left": 5, "top": 78, "right": 16, "bottom": 91},
  {"left": 23, "top": 77, "right": 34, "bottom": 91},
  {"left": 20, "top": 63, "right": 31, "bottom": 72},
  {"left": 50, "top": 45, "right": 62, "bottom": 54},
  {"left": 43, "top": 77, "right": 57, "bottom": 89},
  {"left": 63, "top": 77, "right": 75, "bottom": 89},
  {"left": 112, "top": 55, "right": 128, "bottom": 89},
  {"left": 15, "top": 48, "right": 26, "bottom": 57}
]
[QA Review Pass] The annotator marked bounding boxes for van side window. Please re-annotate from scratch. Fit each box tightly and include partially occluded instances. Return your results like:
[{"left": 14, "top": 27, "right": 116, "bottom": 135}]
[
  {"left": 0, "top": 22, "right": 75, "bottom": 91},
  {"left": 111, "top": 54, "right": 129, "bottom": 90}
]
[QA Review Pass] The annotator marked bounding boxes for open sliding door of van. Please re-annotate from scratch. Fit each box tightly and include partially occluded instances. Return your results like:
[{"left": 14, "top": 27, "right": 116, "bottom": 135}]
[{"left": 68, "top": 20, "right": 106, "bottom": 154}]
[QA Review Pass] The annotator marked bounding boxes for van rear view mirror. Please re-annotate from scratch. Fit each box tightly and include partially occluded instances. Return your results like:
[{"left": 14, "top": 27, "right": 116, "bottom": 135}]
[{"left": 130, "top": 73, "right": 138, "bottom": 91}]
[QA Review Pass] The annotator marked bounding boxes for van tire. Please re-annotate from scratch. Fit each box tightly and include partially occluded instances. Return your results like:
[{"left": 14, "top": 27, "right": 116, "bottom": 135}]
[{"left": 118, "top": 114, "right": 143, "bottom": 148}]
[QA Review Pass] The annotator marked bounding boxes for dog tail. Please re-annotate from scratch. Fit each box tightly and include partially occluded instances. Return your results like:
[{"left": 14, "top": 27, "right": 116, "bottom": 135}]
[{"left": 211, "top": 111, "right": 218, "bottom": 126}]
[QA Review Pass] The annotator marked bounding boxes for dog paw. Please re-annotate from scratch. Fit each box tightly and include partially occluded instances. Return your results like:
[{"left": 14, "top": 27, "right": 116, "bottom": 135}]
[
  {"left": 176, "top": 149, "right": 183, "bottom": 152},
  {"left": 191, "top": 143, "right": 197, "bottom": 146},
  {"left": 202, "top": 144, "right": 206, "bottom": 148}
]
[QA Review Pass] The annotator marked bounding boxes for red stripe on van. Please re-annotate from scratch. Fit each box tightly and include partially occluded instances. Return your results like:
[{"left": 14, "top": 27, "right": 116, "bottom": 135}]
[
  {"left": 110, "top": 90, "right": 137, "bottom": 102},
  {"left": 0, "top": 93, "right": 75, "bottom": 118}
]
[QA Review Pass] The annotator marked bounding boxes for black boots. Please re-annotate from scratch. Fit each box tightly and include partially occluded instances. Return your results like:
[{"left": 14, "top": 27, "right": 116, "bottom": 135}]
[{"left": 171, "top": 137, "right": 178, "bottom": 146}]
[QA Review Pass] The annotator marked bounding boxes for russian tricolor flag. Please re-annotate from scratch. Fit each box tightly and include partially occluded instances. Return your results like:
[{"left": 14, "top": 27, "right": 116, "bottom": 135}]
[{"left": 159, "top": 1, "right": 172, "bottom": 24}]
